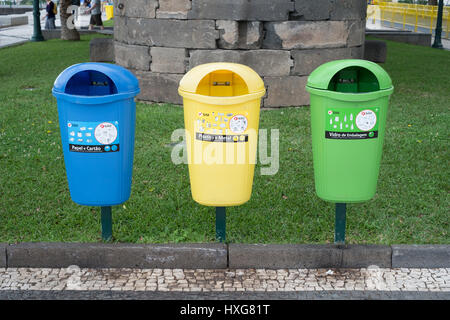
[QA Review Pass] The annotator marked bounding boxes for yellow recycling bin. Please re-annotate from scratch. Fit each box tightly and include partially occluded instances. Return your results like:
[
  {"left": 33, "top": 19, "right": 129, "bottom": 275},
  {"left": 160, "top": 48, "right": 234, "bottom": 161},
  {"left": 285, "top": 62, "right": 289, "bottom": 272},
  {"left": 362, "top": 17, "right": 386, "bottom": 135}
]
[
  {"left": 178, "top": 63, "right": 266, "bottom": 207},
  {"left": 105, "top": 5, "right": 114, "bottom": 20}
]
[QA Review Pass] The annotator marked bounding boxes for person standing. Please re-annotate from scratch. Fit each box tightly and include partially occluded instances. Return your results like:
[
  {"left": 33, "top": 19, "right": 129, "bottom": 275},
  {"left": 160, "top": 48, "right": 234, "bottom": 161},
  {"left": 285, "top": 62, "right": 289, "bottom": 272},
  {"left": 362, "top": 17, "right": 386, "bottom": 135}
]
[
  {"left": 42, "top": 0, "right": 56, "bottom": 30},
  {"left": 87, "top": 0, "right": 104, "bottom": 30}
]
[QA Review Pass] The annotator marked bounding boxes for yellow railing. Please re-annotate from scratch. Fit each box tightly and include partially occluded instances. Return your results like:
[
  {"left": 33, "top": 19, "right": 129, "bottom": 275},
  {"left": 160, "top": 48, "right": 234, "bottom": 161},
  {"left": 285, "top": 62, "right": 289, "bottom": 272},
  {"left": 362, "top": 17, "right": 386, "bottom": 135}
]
[{"left": 368, "top": 2, "right": 450, "bottom": 39}]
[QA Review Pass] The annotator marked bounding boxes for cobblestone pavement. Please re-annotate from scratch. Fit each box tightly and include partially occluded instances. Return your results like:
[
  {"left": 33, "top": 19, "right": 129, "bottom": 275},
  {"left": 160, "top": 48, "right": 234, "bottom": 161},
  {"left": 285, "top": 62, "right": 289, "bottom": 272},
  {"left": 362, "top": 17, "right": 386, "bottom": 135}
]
[{"left": 0, "top": 267, "right": 449, "bottom": 299}]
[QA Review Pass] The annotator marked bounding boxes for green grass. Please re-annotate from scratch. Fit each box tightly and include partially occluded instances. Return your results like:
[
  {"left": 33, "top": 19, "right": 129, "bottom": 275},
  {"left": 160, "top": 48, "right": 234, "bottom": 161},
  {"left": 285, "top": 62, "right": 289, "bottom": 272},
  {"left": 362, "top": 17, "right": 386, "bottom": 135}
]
[
  {"left": 0, "top": 35, "right": 448, "bottom": 244},
  {"left": 102, "top": 18, "right": 114, "bottom": 28}
]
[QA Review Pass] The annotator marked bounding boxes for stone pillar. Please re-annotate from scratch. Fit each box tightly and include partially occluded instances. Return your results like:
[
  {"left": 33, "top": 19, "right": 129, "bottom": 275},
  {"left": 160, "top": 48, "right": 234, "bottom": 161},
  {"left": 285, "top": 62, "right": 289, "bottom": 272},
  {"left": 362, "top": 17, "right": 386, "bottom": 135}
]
[{"left": 113, "top": 0, "right": 367, "bottom": 107}]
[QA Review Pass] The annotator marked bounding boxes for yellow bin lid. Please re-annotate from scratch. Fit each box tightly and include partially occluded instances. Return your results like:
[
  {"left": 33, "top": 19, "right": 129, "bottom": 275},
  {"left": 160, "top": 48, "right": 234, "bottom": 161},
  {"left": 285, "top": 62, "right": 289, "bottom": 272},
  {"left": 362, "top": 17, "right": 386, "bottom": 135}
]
[{"left": 178, "top": 63, "right": 265, "bottom": 105}]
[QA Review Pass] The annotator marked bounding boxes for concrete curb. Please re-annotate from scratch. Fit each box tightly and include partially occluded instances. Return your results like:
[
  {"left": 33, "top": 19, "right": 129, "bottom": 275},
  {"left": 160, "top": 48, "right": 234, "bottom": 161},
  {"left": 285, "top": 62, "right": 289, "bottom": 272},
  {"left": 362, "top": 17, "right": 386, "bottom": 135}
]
[
  {"left": 1, "top": 243, "right": 449, "bottom": 269},
  {"left": 5, "top": 243, "right": 227, "bottom": 269},
  {"left": 228, "top": 244, "right": 392, "bottom": 269},
  {"left": 392, "top": 245, "right": 450, "bottom": 268}
]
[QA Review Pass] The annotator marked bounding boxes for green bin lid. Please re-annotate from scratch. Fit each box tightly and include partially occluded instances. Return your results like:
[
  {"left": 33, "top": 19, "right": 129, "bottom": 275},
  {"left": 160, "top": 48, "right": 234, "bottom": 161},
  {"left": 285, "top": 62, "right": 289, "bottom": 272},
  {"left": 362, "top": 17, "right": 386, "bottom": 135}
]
[{"left": 306, "top": 59, "right": 393, "bottom": 90}]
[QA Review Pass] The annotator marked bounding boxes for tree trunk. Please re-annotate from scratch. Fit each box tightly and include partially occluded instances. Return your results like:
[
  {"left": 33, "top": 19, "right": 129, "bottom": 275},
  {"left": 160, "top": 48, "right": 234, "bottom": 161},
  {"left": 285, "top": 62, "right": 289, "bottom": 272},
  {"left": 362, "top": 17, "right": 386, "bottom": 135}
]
[{"left": 60, "top": 0, "right": 80, "bottom": 40}]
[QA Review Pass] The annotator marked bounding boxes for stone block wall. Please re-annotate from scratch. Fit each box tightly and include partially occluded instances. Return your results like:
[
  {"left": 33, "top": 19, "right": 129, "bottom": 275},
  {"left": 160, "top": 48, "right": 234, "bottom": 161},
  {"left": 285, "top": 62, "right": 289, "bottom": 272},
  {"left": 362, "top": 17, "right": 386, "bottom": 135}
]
[{"left": 113, "top": 0, "right": 367, "bottom": 107}]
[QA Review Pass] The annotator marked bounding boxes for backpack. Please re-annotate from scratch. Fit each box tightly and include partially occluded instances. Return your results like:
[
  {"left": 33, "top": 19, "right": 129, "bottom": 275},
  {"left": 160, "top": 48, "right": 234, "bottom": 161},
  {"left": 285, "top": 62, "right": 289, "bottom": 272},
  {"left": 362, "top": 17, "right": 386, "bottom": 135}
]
[{"left": 52, "top": 2, "right": 57, "bottom": 15}]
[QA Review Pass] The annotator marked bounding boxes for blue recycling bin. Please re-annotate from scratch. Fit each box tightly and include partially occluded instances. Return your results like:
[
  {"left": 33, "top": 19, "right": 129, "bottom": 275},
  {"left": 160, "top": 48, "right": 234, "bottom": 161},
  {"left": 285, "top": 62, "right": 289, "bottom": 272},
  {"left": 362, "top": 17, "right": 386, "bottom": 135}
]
[{"left": 52, "top": 63, "right": 140, "bottom": 206}]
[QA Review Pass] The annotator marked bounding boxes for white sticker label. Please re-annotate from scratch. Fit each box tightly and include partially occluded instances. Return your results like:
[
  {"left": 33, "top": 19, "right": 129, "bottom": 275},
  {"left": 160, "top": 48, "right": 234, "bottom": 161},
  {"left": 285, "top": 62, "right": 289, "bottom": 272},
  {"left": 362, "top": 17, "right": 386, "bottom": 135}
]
[
  {"left": 94, "top": 122, "right": 118, "bottom": 145},
  {"left": 229, "top": 115, "right": 248, "bottom": 134},
  {"left": 355, "top": 110, "right": 377, "bottom": 131}
]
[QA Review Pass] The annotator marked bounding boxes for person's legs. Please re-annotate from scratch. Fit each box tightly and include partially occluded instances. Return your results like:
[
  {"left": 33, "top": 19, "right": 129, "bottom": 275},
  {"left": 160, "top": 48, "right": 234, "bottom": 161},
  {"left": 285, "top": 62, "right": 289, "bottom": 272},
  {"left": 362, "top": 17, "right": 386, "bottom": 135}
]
[
  {"left": 45, "top": 17, "right": 50, "bottom": 30},
  {"left": 98, "top": 14, "right": 104, "bottom": 30},
  {"left": 88, "top": 14, "right": 94, "bottom": 30},
  {"left": 50, "top": 17, "right": 55, "bottom": 29}
]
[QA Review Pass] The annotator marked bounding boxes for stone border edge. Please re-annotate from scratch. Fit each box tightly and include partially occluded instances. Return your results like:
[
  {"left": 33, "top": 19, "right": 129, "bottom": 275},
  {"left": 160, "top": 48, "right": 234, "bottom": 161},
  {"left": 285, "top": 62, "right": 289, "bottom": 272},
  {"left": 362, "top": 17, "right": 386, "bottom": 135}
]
[{"left": 0, "top": 243, "right": 448, "bottom": 269}]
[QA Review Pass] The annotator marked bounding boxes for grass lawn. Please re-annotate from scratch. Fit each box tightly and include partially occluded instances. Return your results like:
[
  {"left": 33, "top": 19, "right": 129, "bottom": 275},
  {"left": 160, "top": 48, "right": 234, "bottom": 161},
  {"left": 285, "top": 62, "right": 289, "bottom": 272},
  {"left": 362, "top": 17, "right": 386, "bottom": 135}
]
[
  {"left": 102, "top": 18, "right": 114, "bottom": 28},
  {"left": 0, "top": 34, "right": 448, "bottom": 244}
]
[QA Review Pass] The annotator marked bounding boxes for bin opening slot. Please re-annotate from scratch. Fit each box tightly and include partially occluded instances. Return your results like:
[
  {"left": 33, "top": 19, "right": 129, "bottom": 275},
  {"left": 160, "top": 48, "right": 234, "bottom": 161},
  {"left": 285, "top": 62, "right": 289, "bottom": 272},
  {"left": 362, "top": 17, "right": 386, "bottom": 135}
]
[
  {"left": 196, "top": 70, "right": 249, "bottom": 97},
  {"left": 65, "top": 70, "right": 118, "bottom": 96},
  {"left": 327, "top": 67, "right": 380, "bottom": 93}
]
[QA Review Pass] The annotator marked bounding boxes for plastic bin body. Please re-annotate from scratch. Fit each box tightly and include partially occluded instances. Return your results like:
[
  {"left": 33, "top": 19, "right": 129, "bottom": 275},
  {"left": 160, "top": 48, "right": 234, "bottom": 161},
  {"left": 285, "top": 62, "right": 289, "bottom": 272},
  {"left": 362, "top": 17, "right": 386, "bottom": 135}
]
[
  {"left": 53, "top": 63, "right": 140, "bottom": 206},
  {"left": 178, "top": 63, "right": 265, "bottom": 207},
  {"left": 306, "top": 59, "right": 394, "bottom": 203}
]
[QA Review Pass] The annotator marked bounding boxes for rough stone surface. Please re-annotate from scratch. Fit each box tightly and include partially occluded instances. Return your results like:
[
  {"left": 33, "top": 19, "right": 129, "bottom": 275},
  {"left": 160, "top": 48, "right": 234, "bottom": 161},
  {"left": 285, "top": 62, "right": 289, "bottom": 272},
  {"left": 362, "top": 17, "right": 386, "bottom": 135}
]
[
  {"left": 134, "top": 71, "right": 183, "bottom": 104},
  {"left": 264, "top": 76, "right": 310, "bottom": 107},
  {"left": 347, "top": 20, "right": 366, "bottom": 47},
  {"left": 150, "top": 47, "right": 187, "bottom": 73},
  {"left": 238, "top": 21, "right": 263, "bottom": 49},
  {"left": 113, "top": 16, "right": 128, "bottom": 43},
  {"left": 188, "top": 0, "right": 294, "bottom": 21},
  {"left": 114, "top": 42, "right": 151, "bottom": 70},
  {"left": 392, "top": 245, "right": 450, "bottom": 268},
  {"left": 293, "top": 0, "right": 332, "bottom": 21},
  {"left": 0, "top": 244, "right": 6, "bottom": 268},
  {"left": 263, "top": 21, "right": 348, "bottom": 49},
  {"left": 2, "top": 267, "right": 449, "bottom": 297},
  {"left": 156, "top": 0, "right": 192, "bottom": 19},
  {"left": 114, "top": 0, "right": 158, "bottom": 18},
  {"left": 229, "top": 244, "right": 341, "bottom": 268},
  {"left": 364, "top": 40, "right": 387, "bottom": 63},
  {"left": 330, "top": 0, "right": 368, "bottom": 20},
  {"left": 90, "top": 38, "right": 115, "bottom": 62},
  {"left": 6, "top": 243, "right": 227, "bottom": 269},
  {"left": 126, "top": 18, "right": 218, "bottom": 49},
  {"left": 291, "top": 47, "right": 362, "bottom": 76},
  {"left": 189, "top": 49, "right": 292, "bottom": 76},
  {"left": 114, "top": 0, "right": 367, "bottom": 106},
  {"left": 216, "top": 20, "right": 239, "bottom": 49}
]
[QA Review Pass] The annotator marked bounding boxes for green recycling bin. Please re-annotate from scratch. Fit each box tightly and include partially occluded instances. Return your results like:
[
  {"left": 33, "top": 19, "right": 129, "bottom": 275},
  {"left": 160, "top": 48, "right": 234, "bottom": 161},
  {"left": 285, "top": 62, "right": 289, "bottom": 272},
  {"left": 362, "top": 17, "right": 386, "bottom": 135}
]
[{"left": 306, "top": 59, "right": 394, "bottom": 203}]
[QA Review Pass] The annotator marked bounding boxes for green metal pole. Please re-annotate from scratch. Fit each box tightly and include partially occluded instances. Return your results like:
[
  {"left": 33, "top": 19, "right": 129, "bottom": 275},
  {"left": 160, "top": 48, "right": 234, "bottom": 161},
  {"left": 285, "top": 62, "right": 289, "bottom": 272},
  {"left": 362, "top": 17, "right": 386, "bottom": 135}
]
[
  {"left": 215, "top": 207, "right": 226, "bottom": 243},
  {"left": 31, "top": 0, "right": 44, "bottom": 42},
  {"left": 334, "top": 203, "right": 346, "bottom": 244},
  {"left": 432, "top": 0, "right": 444, "bottom": 49},
  {"left": 101, "top": 206, "right": 112, "bottom": 241}
]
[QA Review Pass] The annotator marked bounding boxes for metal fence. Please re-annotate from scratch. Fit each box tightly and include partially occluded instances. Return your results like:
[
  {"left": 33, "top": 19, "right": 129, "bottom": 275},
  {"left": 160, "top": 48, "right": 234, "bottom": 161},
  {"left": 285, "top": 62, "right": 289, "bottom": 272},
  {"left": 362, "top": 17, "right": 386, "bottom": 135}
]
[{"left": 368, "top": 1, "right": 450, "bottom": 39}]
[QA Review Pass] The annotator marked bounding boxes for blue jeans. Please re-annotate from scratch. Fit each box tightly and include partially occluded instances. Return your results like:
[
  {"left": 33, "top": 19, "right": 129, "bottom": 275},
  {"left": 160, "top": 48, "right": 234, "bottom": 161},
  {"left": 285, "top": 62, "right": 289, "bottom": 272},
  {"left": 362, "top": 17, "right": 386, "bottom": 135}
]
[{"left": 45, "top": 17, "right": 56, "bottom": 30}]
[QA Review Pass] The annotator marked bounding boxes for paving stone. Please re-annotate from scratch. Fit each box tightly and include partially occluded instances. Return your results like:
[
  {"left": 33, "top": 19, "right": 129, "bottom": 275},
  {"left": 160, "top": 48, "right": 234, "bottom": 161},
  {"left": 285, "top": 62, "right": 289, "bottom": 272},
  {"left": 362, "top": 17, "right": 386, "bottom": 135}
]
[
  {"left": 90, "top": 38, "right": 114, "bottom": 62},
  {"left": 150, "top": 47, "right": 187, "bottom": 73},
  {"left": 264, "top": 76, "right": 310, "bottom": 107},
  {"left": 291, "top": 47, "right": 357, "bottom": 76},
  {"left": 134, "top": 71, "right": 183, "bottom": 104},
  {"left": 364, "top": 40, "right": 387, "bottom": 63},
  {"left": 238, "top": 21, "right": 263, "bottom": 49},
  {"left": 114, "top": 42, "right": 151, "bottom": 71},
  {"left": 114, "top": 0, "right": 158, "bottom": 19},
  {"left": 189, "top": 49, "right": 292, "bottom": 76},
  {"left": 188, "top": 0, "right": 294, "bottom": 21},
  {"left": 330, "top": 0, "right": 368, "bottom": 20},
  {"left": 292, "top": 0, "right": 332, "bottom": 21},
  {"left": 263, "top": 21, "right": 348, "bottom": 49},
  {"left": 156, "top": 0, "right": 192, "bottom": 19},
  {"left": 126, "top": 18, "right": 218, "bottom": 49},
  {"left": 347, "top": 19, "right": 366, "bottom": 47},
  {"left": 216, "top": 20, "right": 239, "bottom": 49}
]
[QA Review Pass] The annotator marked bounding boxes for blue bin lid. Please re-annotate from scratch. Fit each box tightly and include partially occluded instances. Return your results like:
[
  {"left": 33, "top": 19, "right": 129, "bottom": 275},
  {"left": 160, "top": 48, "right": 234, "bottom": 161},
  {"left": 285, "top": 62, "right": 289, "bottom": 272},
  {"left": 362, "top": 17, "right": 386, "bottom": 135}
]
[{"left": 53, "top": 62, "right": 140, "bottom": 95}]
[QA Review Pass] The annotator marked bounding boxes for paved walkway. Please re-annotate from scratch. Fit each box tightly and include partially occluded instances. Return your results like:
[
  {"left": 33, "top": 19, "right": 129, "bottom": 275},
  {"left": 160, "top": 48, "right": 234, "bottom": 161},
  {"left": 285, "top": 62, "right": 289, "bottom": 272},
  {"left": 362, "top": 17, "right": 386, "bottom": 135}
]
[
  {"left": 0, "top": 9, "right": 106, "bottom": 49},
  {"left": 1, "top": 267, "right": 449, "bottom": 300}
]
